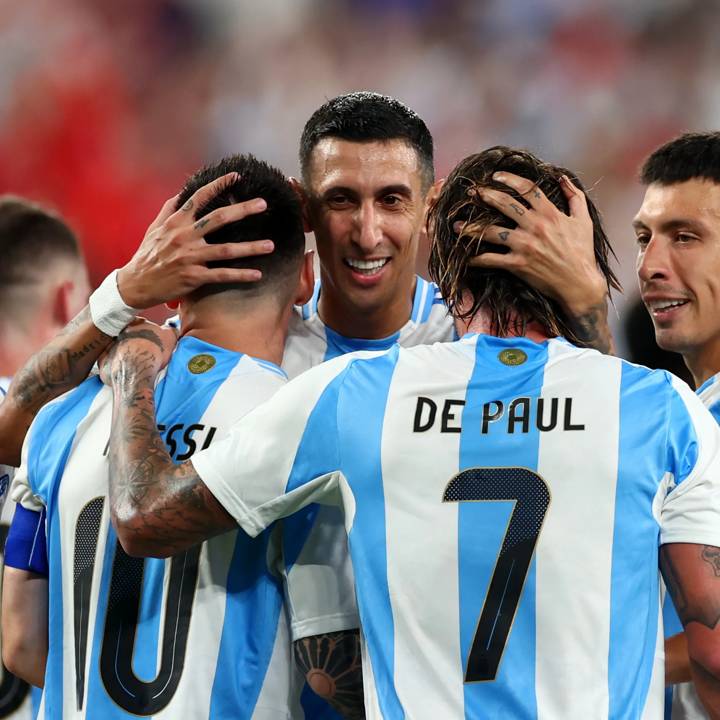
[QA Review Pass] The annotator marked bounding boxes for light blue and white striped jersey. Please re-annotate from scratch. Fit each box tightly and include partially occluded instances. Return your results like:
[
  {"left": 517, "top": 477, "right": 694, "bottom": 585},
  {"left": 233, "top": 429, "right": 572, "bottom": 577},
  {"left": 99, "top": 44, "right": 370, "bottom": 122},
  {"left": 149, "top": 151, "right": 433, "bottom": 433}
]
[
  {"left": 278, "top": 276, "right": 455, "bottom": 644},
  {"left": 664, "top": 371, "right": 720, "bottom": 720},
  {"left": 0, "top": 377, "right": 39, "bottom": 720},
  {"left": 194, "top": 335, "right": 720, "bottom": 720},
  {"left": 12, "top": 337, "right": 303, "bottom": 719}
]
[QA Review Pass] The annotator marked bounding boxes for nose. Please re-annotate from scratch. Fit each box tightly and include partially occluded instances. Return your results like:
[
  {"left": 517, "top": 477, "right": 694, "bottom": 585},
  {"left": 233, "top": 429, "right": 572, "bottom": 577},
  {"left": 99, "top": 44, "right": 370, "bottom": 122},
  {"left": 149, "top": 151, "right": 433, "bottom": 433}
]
[
  {"left": 637, "top": 236, "right": 670, "bottom": 284},
  {"left": 352, "top": 201, "right": 383, "bottom": 253}
]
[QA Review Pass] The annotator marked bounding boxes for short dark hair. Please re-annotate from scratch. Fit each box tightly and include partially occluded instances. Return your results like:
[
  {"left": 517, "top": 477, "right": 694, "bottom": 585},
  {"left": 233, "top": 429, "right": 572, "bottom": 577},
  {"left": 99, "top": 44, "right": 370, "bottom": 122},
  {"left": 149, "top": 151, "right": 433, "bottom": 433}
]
[
  {"left": 428, "top": 146, "right": 620, "bottom": 344},
  {"left": 0, "top": 196, "right": 81, "bottom": 290},
  {"left": 176, "top": 154, "right": 305, "bottom": 301},
  {"left": 299, "top": 91, "right": 434, "bottom": 189},
  {"left": 640, "top": 132, "right": 720, "bottom": 186}
]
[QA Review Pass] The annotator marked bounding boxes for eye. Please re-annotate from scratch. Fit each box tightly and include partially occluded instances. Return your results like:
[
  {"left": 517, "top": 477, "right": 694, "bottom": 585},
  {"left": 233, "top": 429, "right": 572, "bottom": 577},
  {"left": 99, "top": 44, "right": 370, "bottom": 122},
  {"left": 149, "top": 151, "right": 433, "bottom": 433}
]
[
  {"left": 676, "top": 232, "right": 697, "bottom": 243},
  {"left": 327, "top": 193, "right": 351, "bottom": 208},
  {"left": 382, "top": 194, "right": 402, "bottom": 207},
  {"left": 635, "top": 233, "right": 650, "bottom": 247}
]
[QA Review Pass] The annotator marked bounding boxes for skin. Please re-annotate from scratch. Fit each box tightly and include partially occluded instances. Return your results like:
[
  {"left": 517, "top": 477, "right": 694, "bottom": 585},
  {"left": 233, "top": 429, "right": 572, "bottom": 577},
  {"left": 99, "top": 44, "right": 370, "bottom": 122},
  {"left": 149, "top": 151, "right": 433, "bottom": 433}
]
[
  {"left": 1, "top": 568, "right": 48, "bottom": 688},
  {"left": 302, "top": 138, "right": 429, "bottom": 339},
  {"left": 635, "top": 179, "right": 720, "bottom": 386},
  {"left": 455, "top": 171, "right": 615, "bottom": 354}
]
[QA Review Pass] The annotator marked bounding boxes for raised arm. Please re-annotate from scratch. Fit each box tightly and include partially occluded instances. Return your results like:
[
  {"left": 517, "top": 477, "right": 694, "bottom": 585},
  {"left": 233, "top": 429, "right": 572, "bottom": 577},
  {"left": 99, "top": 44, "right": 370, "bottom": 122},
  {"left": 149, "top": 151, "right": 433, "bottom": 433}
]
[
  {"left": 106, "top": 326, "right": 235, "bottom": 558},
  {"left": 458, "top": 172, "right": 617, "bottom": 354},
  {"left": 0, "top": 173, "right": 273, "bottom": 467},
  {"left": 661, "top": 543, "right": 720, "bottom": 718}
]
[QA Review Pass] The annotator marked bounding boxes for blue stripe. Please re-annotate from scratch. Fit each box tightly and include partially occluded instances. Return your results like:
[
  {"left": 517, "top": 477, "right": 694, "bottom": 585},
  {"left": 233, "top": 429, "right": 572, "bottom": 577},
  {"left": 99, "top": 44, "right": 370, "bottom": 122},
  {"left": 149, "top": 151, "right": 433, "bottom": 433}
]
[
  {"left": 337, "top": 347, "right": 404, "bottom": 718},
  {"left": 421, "top": 280, "right": 437, "bottom": 323},
  {"left": 460, "top": 336, "right": 545, "bottom": 719},
  {"left": 210, "top": 530, "right": 286, "bottom": 717},
  {"left": 410, "top": 275, "right": 426, "bottom": 323},
  {"left": 86, "top": 337, "right": 249, "bottom": 716},
  {"left": 609, "top": 366, "right": 673, "bottom": 717},
  {"left": 253, "top": 357, "right": 288, "bottom": 379},
  {"left": 30, "top": 378, "right": 102, "bottom": 716}
]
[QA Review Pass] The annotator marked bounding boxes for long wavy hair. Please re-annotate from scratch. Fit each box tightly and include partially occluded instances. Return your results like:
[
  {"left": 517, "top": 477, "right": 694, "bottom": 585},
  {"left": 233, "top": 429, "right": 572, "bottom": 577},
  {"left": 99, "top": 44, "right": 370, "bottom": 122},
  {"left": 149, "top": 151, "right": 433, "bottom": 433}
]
[{"left": 427, "top": 146, "right": 620, "bottom": 344}]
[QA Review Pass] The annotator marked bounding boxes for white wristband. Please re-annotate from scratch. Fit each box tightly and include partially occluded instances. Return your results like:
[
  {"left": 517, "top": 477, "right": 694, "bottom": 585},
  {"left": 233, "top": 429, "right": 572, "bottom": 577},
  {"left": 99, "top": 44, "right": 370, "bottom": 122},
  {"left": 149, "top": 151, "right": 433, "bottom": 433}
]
[{"left": 89, "top": 270, "right": 137, "bottom": 337}]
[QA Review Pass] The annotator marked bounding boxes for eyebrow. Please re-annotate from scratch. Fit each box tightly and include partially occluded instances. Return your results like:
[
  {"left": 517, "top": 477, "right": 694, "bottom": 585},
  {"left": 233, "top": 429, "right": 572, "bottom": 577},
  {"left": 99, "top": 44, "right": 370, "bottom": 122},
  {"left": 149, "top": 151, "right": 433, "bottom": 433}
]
[{"left": 631, "top": 217, "right": 707, "bottom": 233}]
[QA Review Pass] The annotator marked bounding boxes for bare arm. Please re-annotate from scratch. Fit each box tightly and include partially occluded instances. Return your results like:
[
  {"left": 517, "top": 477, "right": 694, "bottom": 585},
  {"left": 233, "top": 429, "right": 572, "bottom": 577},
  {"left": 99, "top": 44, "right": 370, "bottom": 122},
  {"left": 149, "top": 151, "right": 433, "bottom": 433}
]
[
  {"left": 0, "top": 307, "right": 112, "bottom": 467},
  {"left": 665, "top": 631, "right": 692, "bottom": 685},
  {"left": 294, "top": 630, "right": 365, "bottom": 719},
  {"left": 661, "top": 543, "right": 720, "bottom": 718},
  {"left": 107, "top": 328, "right": 235, "bottom": 558},
  {"left": 460, "top": 172, "right": 617, "bottom": 354},
  {"left": 1, "top": 567, "right": 48, "bottom": 688}
]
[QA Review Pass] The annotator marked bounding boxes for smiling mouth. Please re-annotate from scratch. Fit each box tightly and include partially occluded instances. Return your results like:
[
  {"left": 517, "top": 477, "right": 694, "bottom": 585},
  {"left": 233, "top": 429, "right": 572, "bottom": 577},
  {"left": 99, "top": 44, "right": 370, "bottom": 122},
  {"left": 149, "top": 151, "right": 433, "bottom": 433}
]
[
  {"left": 344, "top": 258, "right": 390, "bottom": 276},
  {"left": 646, "top": 299, "right": 690, "bottom": 316}
]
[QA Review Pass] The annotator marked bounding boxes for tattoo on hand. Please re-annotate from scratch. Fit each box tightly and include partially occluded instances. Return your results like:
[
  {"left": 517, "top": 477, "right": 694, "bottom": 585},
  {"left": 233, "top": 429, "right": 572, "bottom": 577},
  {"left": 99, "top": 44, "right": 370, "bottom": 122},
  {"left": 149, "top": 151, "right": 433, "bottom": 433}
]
[
  {"left": 498, "top": 231, "right": 510, "bottom": 242},
  {"left": 509, "top": 203, "right": 525, "bottom": 216},
  {"left": 294, "top": 631, "right": 365, "bottom": 719},
  {"left": 181, "top": 198, "right": 193, "bottom": 212},
  {"left": 194, "top": 217, "right": 210, "bottom": 231}
]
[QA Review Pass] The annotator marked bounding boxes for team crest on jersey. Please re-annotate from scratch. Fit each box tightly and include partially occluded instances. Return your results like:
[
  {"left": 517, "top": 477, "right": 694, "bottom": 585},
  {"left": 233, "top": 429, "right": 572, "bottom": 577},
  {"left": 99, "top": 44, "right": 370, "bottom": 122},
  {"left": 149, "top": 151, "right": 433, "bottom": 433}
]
[
  {"left": 498, "top": 348, "right": 527, "bottom": 366},
  {"left": 188, "top": 354, "right": 216, "bottom": 374}
]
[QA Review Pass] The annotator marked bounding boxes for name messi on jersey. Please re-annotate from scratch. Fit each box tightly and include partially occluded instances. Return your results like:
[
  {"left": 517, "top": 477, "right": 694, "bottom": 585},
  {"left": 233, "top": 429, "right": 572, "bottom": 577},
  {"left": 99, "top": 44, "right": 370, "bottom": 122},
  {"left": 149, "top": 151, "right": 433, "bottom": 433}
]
[{"left": 413, "top": 396, "right": 585, "bottom": 434}]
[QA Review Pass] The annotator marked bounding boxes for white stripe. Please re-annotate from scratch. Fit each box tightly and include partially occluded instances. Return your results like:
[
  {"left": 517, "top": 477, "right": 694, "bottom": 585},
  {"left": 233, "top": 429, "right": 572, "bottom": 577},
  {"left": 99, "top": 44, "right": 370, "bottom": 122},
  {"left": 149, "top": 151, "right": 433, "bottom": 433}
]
[
  {"left": 380, "top": 342, "right": 475, "bottom": 716},
  {"left": 535, "top": 344, "right": 620, "bottom": 717},
  {"left": 414, "top": 278, "right": 428, "bottom": 323}
]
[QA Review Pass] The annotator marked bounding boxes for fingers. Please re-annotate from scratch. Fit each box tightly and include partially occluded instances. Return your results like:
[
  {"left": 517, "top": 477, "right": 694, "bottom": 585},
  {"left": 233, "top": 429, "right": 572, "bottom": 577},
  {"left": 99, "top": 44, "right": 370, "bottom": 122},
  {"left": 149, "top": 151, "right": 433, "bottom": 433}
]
[
  {"left": 198, "top": 238, "right": 274, "bottom": 263},
  {"left": 560, "top": 175, "right": 590, "bottom": 220},
  {"left": 468, "top": 251, "right": 522, "bottom": 271},
  {"left": 474, "top": 187, "right": 533, "bottom": 230},
  {"left": 200, "top": 267, "right": 263, "bottom": 284},
  {"left": 176, "top": 172, "right": 238, "bottom": 217},
  {"left": 454, "top": 221, "right": 516, "bottom": 246},
  {"left": 191, "top": 197, "right": 268, "bottom": 237},
  {"left": 491, "top": 172, "right": 552, "bottom": 213},
  {"left": 148, "top": 195, "right": 181, "bottom": 232}
]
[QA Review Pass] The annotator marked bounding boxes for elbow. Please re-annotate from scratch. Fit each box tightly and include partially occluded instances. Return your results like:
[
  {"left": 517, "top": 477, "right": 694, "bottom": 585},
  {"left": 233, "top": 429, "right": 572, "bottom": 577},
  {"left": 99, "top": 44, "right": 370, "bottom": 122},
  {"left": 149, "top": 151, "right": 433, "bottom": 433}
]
[
  {"left": 2, "top": 637, "right": 43, "bottom": 687},
  {"left": 110, "top": 511, "right": 174, "bottom": 559},
  {"left": 689, "top": 640, "right": 720, "bottom": 683}
]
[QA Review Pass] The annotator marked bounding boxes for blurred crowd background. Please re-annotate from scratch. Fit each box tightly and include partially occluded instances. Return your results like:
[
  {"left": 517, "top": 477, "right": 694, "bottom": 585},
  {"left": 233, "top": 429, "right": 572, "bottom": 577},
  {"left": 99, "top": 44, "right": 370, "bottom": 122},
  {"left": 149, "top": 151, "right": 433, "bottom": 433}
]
[{"left": 0, "top": 0, "right": 717, "bottom": 357}]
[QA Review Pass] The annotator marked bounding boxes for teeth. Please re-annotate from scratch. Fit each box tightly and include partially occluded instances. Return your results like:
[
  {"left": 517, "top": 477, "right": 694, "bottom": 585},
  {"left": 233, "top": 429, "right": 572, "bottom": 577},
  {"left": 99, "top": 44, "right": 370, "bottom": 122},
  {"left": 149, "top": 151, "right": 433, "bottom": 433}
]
[
  {"left": 651, "top": 300, "right": 687, "bottom": 312},
  {"left": 346, "top": 258, "right": 388, "bottom": 273}
]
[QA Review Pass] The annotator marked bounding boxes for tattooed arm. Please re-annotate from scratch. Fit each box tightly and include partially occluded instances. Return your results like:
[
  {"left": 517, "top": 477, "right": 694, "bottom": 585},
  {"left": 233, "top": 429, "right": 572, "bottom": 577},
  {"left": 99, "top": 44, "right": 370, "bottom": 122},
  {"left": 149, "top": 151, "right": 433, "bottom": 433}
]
[
  {"left": 0, "top": 307, "right": 113, "bottom": 466},
  {"left": 294, "top": 631, "right": 365, "bottom": 719},
  {"left": 107, "top": 328, "right": 235, "bottom": 558},
  {"left": 461, "top": 171, "right": 617, "bottom": 354},
  {"left": 661, "top": 543, "right": 720, "bottom": 718}
]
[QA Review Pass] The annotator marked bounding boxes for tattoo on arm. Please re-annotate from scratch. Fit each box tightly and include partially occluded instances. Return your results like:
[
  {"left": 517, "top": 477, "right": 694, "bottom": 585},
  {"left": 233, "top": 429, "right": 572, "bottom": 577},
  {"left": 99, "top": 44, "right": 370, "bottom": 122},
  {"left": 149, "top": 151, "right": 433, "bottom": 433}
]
[
  {"left": 569, "top": 301, "right": 614, "bottom": 355},
  {"left": 661, "top": 545, "right": 720, "bottom": 631},
  {"left": 108, "top": 348, "right": 234, "bottom": 555},
  {"left": 294, "top": 631, "right": 365, "bottom": 719}
]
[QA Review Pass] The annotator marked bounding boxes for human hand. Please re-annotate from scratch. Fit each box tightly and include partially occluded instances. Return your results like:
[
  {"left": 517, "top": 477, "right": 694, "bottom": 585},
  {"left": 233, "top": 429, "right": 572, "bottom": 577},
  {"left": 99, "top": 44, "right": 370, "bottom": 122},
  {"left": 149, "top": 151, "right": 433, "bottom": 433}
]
[
  {"left": 117, "top": 172, "right": 274, "bottom": 309},
  {"left": 100, "top": 319, "right": 178, "bottom": 386},
  {"left": 456, "top": 172, "right": 608, "bottom": 317}
]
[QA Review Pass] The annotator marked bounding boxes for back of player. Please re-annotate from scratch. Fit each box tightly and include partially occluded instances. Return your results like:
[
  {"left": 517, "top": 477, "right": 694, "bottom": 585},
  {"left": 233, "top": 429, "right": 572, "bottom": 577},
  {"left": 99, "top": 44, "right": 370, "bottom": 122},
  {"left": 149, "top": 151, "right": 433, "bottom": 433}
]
[{"left": 13, "top": 338, "right": 298, "bottom": 718}]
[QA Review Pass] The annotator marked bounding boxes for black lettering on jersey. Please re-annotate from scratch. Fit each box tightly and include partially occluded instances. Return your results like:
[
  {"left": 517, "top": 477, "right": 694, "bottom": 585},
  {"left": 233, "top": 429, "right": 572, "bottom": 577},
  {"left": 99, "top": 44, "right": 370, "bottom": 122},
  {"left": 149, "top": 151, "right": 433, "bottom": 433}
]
[
  {"left": 413, "top": 397, "right": 437, "bottom": 432},
  {"left": 481, "top": 401, "right": 504, "bottom": 434},
  {"left": 563, "top": 398, "right": 585, "bottom": 431},
  {"left": 508, "top": 398, "right": 530, "bottom": 434},
  {"left": 441, "top": 400, "right": 465, "bottom": 433},
  {"left": 536, "top": 398, "right": 558, "bottom": 432}
]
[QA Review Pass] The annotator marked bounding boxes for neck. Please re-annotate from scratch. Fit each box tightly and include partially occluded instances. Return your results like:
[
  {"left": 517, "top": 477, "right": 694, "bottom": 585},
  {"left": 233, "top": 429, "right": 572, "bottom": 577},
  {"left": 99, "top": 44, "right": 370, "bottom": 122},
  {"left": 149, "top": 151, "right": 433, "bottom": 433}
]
[
  {"left": 0, "top": 321, "right": 54, "bottom": 377},
  {"left": 457, "top": 307, "right": 552, "bottom": 342},
  {"left": 683, "top": 342, "right": 720, "bottom": 389},
  {"left": 179, "top": 295, "right": 291, "bottom": 366},
  {"left": 317, "top": 274, "right": 416, "bottom": 340}
]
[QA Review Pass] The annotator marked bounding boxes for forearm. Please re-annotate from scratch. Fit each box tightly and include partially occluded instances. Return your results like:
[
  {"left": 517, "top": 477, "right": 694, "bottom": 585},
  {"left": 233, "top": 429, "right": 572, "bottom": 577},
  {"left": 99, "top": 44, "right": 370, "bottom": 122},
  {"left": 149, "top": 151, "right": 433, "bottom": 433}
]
[
  {"left": 665, "top": 632, "right": 691, "bottom": 685},
  {"left": 0, "top": 306, "right": 111, "bottom": 466},
  {"left": 689, "top": 657, "right": 720, "bottom": 720},
  {"left": 561, "top": 294, "right": 615, "bottom": 355},
  {"left": 1, "top": 568, "right": 48, "bottom": 688},
  {"left": 294, "top": 630, "right": 365, "bottom": 719},
  {"left": 108, "top": 345, "right": 233, "bottom": 557}
]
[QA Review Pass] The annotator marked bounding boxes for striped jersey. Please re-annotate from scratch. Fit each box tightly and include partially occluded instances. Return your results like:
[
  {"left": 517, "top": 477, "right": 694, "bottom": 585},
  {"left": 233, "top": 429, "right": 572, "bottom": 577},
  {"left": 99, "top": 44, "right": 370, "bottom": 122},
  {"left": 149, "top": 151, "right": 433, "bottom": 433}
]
[
  {"left": 278, "top": 276, "right": 455, "bottom": 646},
  {"left": 0, "top": 376, "right": 39, "bottom": 720},
  {"left": 12, "top": 337, "right": 303, "bottom": 719},
  {"left": 193, "top": 334, "right": 720, "bottom": 720},
  {"left": 665, "top": 371, "right": 720, "bottom": 720}
]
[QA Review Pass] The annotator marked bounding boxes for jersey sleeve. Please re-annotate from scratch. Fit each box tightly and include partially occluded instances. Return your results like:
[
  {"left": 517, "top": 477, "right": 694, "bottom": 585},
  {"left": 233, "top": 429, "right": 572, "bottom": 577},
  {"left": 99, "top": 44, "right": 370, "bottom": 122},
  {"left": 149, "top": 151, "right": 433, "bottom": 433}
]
[
  {"left": 660, "top": 375, "right": 720, "bottom": 547},
  {"left": 9, "top": 415, "right": 47, "bottom": 514},
  {"left": 192, "top": 353, "right": 354, "bottom": 537}
]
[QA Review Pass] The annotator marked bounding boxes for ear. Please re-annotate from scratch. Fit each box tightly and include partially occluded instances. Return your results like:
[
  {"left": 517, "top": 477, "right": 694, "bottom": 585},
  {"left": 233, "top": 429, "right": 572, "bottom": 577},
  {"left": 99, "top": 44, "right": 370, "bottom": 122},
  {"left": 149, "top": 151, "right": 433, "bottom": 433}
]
[
  {"left": 52, "top": 281, "right": 75, "bottom": 327},
  {"left": 425, "top": 178, "right": 445, "bottom": 211},
  {"left": 289, "top": 177, "right": 312, "bottom": 233},
  {"left": 294, "top": 250, "right": 315, "bottom": 306}
]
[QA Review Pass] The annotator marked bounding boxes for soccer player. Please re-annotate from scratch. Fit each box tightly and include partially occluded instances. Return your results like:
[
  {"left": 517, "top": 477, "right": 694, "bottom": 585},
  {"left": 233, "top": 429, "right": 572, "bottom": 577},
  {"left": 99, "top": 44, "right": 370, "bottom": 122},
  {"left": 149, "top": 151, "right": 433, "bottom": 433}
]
[
  {"left": 102, "top": 146, "right": 720, "bottom": 717},
  {"left": 0, "top": 197, "right": 89, "bottom": 719},
  {"left": 2, "top": 155, "right": 316, "bottom": 718}
]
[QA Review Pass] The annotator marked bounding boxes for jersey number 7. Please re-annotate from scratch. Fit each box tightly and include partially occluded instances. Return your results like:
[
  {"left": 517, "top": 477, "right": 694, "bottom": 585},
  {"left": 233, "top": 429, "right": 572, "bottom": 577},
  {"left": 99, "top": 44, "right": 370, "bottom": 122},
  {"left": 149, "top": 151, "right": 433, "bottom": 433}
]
[{"left": 443, "top": 467, "right": 551, "bottom": 683}]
